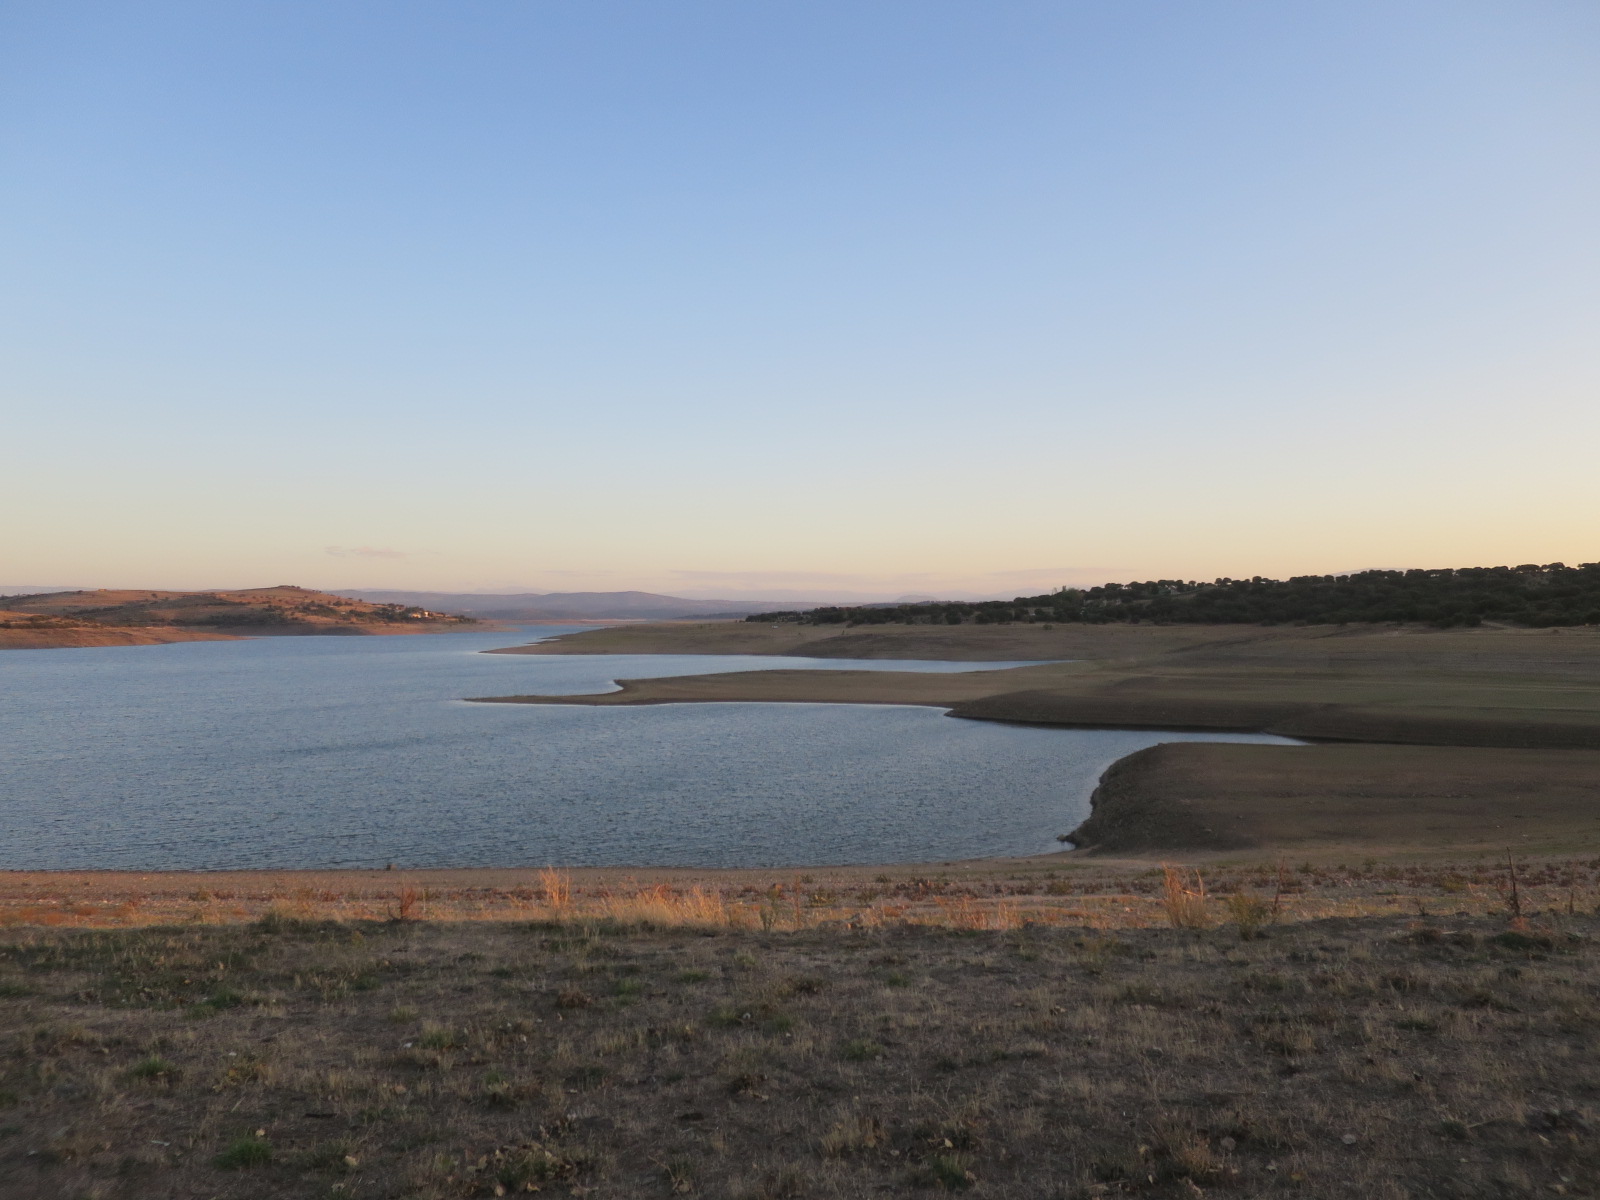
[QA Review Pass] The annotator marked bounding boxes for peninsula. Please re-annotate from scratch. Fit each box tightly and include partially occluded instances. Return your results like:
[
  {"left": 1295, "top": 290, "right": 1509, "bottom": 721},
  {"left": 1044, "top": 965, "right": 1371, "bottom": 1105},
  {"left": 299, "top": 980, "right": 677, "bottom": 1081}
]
[{"left": 476, "top": 617, "right": 1600, "bottom": 859}]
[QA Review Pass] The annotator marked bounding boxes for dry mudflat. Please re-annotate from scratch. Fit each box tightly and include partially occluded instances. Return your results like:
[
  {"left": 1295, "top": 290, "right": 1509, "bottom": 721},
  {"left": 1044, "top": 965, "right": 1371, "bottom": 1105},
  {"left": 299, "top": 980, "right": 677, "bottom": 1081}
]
[{"left": 482, "top": 621, "right": 1600, "bottom": 861}]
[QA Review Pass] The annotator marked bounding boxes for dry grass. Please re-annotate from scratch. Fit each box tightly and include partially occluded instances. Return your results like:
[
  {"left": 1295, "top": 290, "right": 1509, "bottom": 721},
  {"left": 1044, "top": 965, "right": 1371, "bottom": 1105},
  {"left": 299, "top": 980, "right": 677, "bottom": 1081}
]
[
  {"left": 1159, "top": 867, "right": 1211, "bottom": 930},
  {"left": 1, "top": 905, "right": 1597, "bottom": 1199},
  {"left": 8, "top": 853, "right": 1600, "bottom": 933}
]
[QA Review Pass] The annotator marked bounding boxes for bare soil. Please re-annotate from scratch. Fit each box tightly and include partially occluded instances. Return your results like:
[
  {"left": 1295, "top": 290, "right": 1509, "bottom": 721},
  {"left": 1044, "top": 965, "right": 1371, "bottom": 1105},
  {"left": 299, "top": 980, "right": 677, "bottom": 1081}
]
[{"left": 1069, "top": 743, "right": 1600, "bottom": 858}]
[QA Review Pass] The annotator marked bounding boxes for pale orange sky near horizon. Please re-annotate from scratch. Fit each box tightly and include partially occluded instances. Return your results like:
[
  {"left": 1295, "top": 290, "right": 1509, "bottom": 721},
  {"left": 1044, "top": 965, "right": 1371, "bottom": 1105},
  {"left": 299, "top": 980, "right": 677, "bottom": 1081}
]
[{"left": 4, "top": 3, "right": 1597, "bottom": 601}]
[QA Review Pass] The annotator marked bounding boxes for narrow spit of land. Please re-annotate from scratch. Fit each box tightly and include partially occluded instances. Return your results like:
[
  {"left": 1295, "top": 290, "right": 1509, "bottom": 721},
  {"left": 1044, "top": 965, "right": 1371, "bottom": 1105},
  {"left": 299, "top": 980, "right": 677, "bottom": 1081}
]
[{"left": 478, "top": 621, "right": 1600, "bottom": 858}]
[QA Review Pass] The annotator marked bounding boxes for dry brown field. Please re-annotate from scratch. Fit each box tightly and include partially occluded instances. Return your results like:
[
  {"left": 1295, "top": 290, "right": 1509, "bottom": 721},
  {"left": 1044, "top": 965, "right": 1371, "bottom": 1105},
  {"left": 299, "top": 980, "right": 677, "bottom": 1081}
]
[{"left": 2, "top": 873, "right": 1597, "bottom": 1200}]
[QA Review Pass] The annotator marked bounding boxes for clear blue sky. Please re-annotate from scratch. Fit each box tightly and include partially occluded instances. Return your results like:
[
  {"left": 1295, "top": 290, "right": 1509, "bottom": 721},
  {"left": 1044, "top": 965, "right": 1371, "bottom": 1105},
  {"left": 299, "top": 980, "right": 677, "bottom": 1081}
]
[{"left": 3, "top": 1, "right": 1596, "bottom": 599}]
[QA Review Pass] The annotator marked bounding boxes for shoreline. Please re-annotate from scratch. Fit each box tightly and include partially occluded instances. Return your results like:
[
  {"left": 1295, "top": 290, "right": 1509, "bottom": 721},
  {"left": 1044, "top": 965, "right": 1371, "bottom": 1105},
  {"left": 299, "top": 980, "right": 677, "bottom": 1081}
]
[
  {"left": 470, "top": 619, "right": 1600, "bottom": 863},
  {"left": 9, "top": 617, "right": 1598, "bottom": 884},
  {"left": 478, "top": 619, "right": 1600, "bottom": 746}
]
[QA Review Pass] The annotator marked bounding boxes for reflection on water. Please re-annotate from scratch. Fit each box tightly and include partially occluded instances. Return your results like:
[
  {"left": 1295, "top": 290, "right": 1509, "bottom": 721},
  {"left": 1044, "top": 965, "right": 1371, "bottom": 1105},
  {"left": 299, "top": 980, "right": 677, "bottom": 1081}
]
[{"left": 0, "top": 627, "right": 1296, "bottom": 869}]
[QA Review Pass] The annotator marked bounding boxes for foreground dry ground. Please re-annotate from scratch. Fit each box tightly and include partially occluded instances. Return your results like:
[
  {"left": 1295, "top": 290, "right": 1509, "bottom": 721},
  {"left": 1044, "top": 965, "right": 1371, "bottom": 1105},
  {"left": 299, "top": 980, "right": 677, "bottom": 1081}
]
[{"left": 3, "top": 899, "right": 1597, "bottom": 1200}]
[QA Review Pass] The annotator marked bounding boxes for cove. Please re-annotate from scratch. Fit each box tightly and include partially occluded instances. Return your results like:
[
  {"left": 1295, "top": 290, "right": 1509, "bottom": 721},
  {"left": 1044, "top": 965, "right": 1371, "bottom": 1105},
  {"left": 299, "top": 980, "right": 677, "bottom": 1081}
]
[{"left": 0, "top": 627, "right": 1295, "bottom": 869}]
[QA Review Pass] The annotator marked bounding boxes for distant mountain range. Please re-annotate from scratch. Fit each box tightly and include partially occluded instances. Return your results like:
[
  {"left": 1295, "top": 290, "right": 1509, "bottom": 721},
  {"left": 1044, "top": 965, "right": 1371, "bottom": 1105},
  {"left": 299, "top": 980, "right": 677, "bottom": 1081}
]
[{"left": 336, "top": 589, "right": 823, "bottom": 621}]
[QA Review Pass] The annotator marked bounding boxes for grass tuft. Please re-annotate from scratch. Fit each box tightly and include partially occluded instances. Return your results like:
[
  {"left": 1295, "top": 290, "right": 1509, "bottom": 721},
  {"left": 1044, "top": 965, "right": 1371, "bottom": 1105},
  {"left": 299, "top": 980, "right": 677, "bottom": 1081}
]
[
  {"left": 214, "top": 1135, "right": 272, "bottom": 1169},
  {"left": 1161, "top": 865, "right": 1211, "bottom": 929},
  {"left": 127, "top": 1054, "right": 179, "bottom": 1081}
]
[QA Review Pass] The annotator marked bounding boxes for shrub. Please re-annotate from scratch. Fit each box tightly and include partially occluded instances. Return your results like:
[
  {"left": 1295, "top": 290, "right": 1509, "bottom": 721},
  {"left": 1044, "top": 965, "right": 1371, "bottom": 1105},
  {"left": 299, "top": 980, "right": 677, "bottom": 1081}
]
[
  {"left": 1225, "top": 891, "right": 1272, "bottom": 939},
  {"left": 1161, "top": 866, "right": 1211, "bottom": 929}
]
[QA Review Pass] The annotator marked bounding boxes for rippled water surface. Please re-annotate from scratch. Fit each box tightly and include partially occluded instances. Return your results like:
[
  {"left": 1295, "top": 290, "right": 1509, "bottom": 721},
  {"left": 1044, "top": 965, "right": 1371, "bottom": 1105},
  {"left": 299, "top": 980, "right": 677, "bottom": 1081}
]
[{"left": 0, "top": 627, "right": 1295, "bottom": 869}]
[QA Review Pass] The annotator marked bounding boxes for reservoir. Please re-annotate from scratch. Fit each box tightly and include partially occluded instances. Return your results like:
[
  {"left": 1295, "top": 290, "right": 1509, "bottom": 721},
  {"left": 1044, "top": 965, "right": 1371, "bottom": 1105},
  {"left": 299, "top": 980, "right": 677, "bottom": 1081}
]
[{"left": 0, "top": 627, "right": 1296, "bottom": 869}]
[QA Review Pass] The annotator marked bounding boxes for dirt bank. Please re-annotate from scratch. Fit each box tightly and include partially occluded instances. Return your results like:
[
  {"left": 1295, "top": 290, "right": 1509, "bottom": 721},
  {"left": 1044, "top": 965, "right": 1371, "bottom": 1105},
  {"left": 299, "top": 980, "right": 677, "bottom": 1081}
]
[{"left": 1068, "top": 741, "right": 1600, "bottom": 856}]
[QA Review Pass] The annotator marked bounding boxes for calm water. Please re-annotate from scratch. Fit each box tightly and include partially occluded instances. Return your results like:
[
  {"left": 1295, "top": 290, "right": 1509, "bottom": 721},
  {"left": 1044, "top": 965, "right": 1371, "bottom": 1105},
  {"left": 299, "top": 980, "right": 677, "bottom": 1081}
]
[{"left": 0, "top": 627, "right": 1295, "bottom": 869}]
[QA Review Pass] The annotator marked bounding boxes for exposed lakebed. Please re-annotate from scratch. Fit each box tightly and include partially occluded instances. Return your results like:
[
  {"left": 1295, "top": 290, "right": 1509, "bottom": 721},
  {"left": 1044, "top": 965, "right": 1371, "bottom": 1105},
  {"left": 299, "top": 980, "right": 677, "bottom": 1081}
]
[{"left": 0, "top": 627, "right": 1295, "bottom": 869}]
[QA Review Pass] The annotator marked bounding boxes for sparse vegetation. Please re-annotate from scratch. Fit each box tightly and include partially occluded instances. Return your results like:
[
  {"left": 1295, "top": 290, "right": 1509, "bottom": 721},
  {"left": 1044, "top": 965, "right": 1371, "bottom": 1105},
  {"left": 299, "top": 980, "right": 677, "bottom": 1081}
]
[
  {"left": 1160, "top": 865, "right": 1211, "bottom": 929},
  {"left": 1, "top": 870, "right": 1597, "bottom": 1198},
  {"left": 0, "top": 585, "right": 473, "bottom": 648}
]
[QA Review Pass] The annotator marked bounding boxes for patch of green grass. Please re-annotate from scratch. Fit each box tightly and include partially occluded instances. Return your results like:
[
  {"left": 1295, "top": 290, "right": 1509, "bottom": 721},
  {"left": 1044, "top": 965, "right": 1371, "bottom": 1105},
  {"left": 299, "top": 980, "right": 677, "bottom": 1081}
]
[
  {"left": 841, "top": 1038, "right": 884, "bottom": 1062},
  {"left": 914, "top": 1154, "right": 976, "bottom": 1190},
  {"left": 494, "top": 1144, "right": 587, "bottom": 1189},
  {"left": 215, "top": 1136, "right": 273, "bottom": 1169},
  {"left": 188, "top": 986, "right": 245, "bottom": 1017},
  {"left": 708, "top": 1003, "right": 747, "bottom": 1027},
  {"left": 418, "top": 1025, "right": 462, "bottom": 1050},
  {"left": 127, "top": 1055, "right": 179, "bottom": 1080},
  {"left": 1394, "top": 1016, "right": 1439, "bottom": 1033},
  {"left": 660, "top": 1154, "right": 696, "bottom": 1192}
]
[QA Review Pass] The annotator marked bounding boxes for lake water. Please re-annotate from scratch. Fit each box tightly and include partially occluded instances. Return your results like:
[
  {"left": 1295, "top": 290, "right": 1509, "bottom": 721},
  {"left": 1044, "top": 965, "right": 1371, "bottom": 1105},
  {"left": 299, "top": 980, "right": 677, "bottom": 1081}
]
[{"left": 0, "top": 627, "right": 1296, "bottom": 869}]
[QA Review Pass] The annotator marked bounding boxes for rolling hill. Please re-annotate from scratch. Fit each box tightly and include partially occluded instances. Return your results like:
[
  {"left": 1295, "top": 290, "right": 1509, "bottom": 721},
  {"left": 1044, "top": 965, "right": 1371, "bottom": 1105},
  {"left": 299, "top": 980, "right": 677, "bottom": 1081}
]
[
  {"left": 337, "top": 589, "right": 820, "bottom": 621},
  {"left": 0, "top": 586, "right": 474, "bottom": 649}
]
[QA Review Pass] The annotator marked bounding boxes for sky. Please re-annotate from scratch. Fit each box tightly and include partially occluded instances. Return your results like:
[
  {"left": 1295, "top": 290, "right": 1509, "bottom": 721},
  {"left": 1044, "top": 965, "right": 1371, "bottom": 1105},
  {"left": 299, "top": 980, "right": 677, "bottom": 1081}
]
[{"left": 3, "top": 1, "right": 1597, "bottom": 602}]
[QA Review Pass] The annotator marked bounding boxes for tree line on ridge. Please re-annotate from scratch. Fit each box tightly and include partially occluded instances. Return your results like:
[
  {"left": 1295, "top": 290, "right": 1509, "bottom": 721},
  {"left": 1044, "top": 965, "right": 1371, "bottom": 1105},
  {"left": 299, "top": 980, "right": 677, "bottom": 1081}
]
[{"left": 747, "top": 564, "right": 1600, "bottom": 629}]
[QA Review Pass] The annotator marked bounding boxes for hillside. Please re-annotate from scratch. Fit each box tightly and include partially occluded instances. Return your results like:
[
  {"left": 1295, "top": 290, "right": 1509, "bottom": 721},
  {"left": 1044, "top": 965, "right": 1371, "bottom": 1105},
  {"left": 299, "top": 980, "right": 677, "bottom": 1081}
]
[
  {"left": 339, "top": 588, "right": 825, "bottom": 620},
  {"left": 0, "top": 586, "right": 474, "bottom": 649},
  {"left": 757, "top": 563, "right": 1600, "bottom": 629}
]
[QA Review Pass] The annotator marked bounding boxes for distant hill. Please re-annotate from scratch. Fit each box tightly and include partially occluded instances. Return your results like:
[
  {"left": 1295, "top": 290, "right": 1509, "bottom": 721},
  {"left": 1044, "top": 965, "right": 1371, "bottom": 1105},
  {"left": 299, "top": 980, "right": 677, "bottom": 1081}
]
[
  {"left": 337, "top": 589, "right": 819, "bottom": 621},
  {"left": 752, "top": 564, "right": 1600, "bottom": 630},
  {"left": 0, "top": 586, "right": 475, "bottom": 649},
  {"left": 0, "top": 585, "right": 90, "bottom": 597}
]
